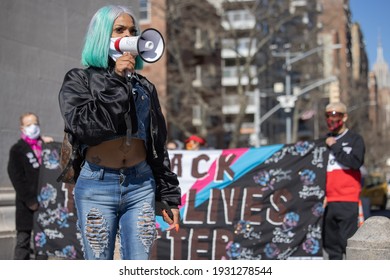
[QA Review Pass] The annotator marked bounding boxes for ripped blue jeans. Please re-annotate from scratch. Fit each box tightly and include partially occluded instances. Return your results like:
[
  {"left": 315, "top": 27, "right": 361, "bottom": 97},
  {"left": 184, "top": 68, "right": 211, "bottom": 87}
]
[{"left": 74, "top": 160, "right": 156, "bottom": 260}]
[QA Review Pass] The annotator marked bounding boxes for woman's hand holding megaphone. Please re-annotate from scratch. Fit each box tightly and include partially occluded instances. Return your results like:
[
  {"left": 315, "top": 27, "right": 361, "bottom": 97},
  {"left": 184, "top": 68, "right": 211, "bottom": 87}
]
[{"left": 114, "top": 52, "right": 135, "bottom": 77}]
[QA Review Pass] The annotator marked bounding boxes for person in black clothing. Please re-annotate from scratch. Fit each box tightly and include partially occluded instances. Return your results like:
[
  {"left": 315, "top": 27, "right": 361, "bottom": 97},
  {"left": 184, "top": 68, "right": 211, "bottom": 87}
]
[
  {"left": 322, "top": 102, "right": 365, "bottom": 260},
  {"left": 7, "top": 112, "right": 53, "bottom": 259},
  {"left": 58, "top": 5, "right": 181, "bottom": 260}
]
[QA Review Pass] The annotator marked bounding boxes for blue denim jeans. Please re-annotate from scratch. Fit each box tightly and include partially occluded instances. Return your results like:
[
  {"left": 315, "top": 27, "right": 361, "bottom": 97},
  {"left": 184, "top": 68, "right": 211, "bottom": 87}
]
[{"left": 74, "top": 160, "right": 156, "bottom": 260}]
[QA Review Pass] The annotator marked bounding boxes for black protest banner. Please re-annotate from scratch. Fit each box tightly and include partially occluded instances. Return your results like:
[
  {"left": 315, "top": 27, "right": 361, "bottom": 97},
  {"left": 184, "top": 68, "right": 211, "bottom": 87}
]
[
  {"left": 33, "top": 141, "right": 82, "bottom": 259},
  {"left": 151, "top": 140, "right": 328, "bottom": 260}
]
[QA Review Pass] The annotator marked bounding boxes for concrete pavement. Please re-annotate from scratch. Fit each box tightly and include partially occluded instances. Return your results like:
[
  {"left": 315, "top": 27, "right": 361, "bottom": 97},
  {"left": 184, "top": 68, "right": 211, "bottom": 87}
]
[{"left": 0, "top": 187, "right": 16, "bottom": 259}]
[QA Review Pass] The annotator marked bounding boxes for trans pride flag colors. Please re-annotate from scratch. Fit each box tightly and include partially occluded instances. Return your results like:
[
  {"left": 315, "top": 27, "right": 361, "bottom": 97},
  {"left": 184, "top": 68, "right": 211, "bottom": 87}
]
[{"left": 153, "top": 140, "right": 328, "bottom": 260}]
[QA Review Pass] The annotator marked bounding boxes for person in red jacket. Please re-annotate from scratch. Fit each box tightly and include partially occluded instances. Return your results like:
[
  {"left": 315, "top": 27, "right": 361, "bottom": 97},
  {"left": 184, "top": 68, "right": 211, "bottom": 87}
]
[{"left": 322, "top": 102, "right": 365, "bottom": 260}]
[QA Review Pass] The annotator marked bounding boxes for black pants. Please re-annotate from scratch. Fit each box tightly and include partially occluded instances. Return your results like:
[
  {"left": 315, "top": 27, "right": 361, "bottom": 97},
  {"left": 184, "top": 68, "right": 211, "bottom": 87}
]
[
  {"left": 322, "top": 202, "right": 358, "bottom": 260},
  {"left": 14, "top": 230, "right": 32, "bottom": 260}
]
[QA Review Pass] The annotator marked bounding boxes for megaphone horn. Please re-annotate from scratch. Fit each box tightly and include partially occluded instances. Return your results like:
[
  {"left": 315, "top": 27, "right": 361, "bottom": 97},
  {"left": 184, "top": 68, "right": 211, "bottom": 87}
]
[{"left": 114, "top": 28, "right": 165, "bottom": 63}]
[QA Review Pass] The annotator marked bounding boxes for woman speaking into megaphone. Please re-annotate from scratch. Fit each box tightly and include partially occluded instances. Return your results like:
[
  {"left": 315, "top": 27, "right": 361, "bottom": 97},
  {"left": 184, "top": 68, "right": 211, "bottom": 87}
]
[{"left": 58, "top": 5, "right": 181, "bottom": 260}]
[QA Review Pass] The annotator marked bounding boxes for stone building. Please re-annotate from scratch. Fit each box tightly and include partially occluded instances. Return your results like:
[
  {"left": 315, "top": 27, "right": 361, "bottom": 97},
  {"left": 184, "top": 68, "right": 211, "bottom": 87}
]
[{"left": 0, "top": 0, "right": 138, "bottom": 259}]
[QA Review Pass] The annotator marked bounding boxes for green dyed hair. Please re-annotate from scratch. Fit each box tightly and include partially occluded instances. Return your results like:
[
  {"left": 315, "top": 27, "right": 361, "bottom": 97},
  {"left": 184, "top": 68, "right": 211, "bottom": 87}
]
[{"left": 81, "top": 5, "right": 143, "bottom": 69}]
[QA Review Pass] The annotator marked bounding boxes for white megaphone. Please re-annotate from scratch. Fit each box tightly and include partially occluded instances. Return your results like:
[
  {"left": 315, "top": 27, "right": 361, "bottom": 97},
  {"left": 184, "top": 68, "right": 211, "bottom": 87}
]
[{"left": 112, "top": 28, "right": 165, "bottom": 63}]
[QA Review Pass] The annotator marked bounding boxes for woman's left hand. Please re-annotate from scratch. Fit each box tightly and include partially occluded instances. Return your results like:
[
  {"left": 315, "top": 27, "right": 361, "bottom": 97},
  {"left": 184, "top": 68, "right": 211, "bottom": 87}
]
[{"left": 162, "top": 208, "right": 180, "bottom": 232}]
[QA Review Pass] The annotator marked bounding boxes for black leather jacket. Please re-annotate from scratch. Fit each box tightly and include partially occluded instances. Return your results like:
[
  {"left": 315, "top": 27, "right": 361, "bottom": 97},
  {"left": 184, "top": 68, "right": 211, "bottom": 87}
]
[{"left": 58, "top": 66, "right": 181, "bottom": 207}]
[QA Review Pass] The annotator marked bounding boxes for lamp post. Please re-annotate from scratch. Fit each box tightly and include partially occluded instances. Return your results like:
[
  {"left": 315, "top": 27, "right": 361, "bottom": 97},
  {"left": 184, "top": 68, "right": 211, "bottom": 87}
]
[
  {"left": 256, "top": 75, "right": 337, "bottom": 143},
  {"left": 272, "top": 44, "right": 342, "bottom": 143},
  {"left": 347, "top": 101, "right": 377, "bottom": 113},
  {"left": 253, "top": 88, "right": 261, "bottom": 147}
]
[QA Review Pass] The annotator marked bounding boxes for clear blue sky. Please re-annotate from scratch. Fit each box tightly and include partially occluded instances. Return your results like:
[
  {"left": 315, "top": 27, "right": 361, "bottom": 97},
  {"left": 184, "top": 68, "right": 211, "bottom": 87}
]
[{"left": 349, "top": 0, "right": 390, "bottom": 70}]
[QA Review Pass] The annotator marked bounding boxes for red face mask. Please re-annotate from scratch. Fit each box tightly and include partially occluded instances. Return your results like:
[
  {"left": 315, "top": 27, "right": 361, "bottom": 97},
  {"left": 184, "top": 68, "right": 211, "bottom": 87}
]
[
  {"left": 326, "top": 118, "right": 343, "bottom": 132},
  {"left": 325, "top": 111, "right": 345, "bottom": 133}
]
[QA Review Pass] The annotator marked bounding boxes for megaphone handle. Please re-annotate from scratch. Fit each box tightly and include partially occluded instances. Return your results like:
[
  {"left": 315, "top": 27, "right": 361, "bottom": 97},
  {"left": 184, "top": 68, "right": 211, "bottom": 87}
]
[{"left": 125, "top": 69, "right": 135, "bottom": 79}]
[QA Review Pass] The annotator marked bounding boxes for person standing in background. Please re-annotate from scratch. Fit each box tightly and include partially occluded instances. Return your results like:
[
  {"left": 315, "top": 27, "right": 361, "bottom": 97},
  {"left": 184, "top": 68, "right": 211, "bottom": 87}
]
[
  {"left": 185, "top": 135, "right": 206, "bottom": 150},
  {"left": 322, "top": 102, "right": 365, "bottom": 260},
  {"left": 7, "top": 112, "right": 53, "bottom": 259},
  {"left": 167, "top": 139, "right": 184, "bottom": 150}
]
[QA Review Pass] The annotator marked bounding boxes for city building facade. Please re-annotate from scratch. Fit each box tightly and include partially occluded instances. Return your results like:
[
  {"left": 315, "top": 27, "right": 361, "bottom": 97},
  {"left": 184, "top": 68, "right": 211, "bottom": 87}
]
[{"left": 143, "top": 0, "right": 374, "bottom": 148}]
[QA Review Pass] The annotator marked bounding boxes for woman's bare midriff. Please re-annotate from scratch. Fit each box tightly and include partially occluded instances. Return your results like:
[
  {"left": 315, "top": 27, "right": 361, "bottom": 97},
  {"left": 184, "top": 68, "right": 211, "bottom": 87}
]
[{"left": 85, "top": 137, "right": 146, "bottom": 168}]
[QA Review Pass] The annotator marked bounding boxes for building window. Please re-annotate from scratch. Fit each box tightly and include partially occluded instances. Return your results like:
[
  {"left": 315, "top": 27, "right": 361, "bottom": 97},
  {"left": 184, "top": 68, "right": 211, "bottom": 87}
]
[
  {"left": 222, "top": 9, "right": 255, "bottom": 30},
  {"left": 227, "top": 10, "right": 254, "bottom": 23},
  {"left": 192, "top": 65, "right": 202, "bottom": 87},
  {"left": 192, "top": 105, "right": 202, "bottom": 126},
  {"left": 195, "top": 28, "right": 204, "bottom": 49},
  {"left": 139, "top": 0, "right": 150, "bottom": 23}
]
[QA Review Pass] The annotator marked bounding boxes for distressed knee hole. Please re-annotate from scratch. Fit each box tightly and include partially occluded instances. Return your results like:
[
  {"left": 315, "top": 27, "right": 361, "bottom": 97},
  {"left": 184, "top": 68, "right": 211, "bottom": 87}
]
[
  {"left": 85, "top": 207, "right": 109, "bottom": 258},
  {"left": 137, "top": 202, "right": 156, "bottom": 253}
]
